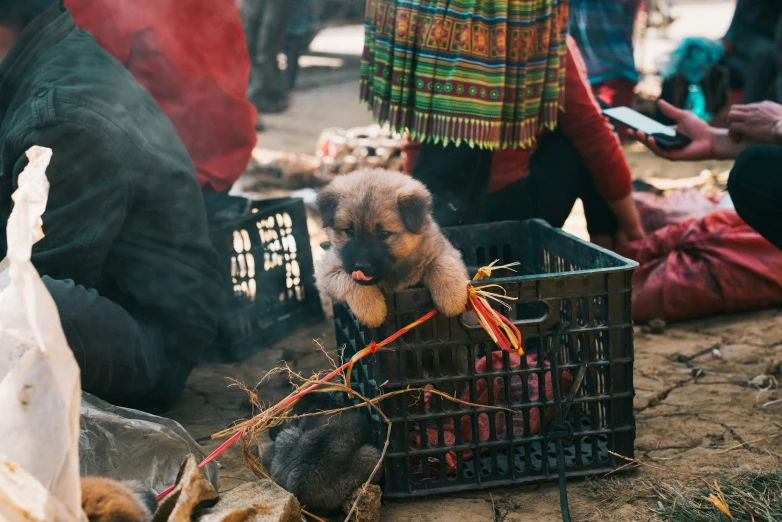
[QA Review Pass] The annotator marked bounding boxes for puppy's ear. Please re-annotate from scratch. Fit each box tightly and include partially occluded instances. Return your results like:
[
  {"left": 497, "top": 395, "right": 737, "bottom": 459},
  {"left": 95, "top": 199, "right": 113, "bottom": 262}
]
[
  {"left": 397, "top": 186, "right": 432, "bottom": 233},
  {"left": 316, "top": 188, "right": 340, "bottom": 228}
]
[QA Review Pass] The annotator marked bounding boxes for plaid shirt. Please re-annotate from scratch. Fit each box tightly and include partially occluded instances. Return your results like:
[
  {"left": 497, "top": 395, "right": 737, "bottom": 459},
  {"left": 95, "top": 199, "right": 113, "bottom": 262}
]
[{"left": 569, "top": 0, "right": 640, "bottom": 85}]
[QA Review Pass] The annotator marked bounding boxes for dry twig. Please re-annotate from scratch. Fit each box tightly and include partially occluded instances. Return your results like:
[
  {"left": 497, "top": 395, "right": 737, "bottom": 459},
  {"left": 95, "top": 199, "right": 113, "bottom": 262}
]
[
  {"left": 713, "top": 432, "right": 782, "bottom": 455},
  {"left": 224, "top": 341, "right": 511, "bottom": 522}
]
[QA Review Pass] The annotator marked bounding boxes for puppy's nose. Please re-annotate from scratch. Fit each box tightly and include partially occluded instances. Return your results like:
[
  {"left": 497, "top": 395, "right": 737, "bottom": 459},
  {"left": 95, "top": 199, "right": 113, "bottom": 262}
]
[{"left": 354, "top": 263, "right": 373, "bottom": 276}]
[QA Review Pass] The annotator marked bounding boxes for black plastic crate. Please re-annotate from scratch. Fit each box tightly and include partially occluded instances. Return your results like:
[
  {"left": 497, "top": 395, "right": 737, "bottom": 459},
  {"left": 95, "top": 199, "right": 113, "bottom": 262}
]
[
  {"left": 335, "top": 219, "right": 638, "bottom": 498},
  {"left": 208, "top": 196, "right": 323, "bottom": 361}
]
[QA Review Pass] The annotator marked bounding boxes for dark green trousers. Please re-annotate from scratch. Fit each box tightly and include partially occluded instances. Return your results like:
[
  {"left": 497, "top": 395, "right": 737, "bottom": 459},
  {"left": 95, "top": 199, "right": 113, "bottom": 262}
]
[
  {"left": 242, "top": 0, "right": 295, "bottom": 110},
  {"left": 44, "top": 277, "right": 191, "bottom": 412}
]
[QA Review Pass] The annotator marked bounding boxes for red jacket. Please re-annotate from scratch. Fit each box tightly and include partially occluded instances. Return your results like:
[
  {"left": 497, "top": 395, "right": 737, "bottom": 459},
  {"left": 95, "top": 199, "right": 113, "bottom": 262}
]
[
  {"left": 66, "top": 0, "right": 257, "bottom": 192},
  {"left": 405, "top": 36, "right": 632, "bottom": 203}
]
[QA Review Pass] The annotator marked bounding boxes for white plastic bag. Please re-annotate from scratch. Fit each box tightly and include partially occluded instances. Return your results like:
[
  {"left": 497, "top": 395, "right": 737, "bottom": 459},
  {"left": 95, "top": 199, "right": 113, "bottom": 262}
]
[{"left": 0, "top": 146, "right": 87, "bottom": 522}]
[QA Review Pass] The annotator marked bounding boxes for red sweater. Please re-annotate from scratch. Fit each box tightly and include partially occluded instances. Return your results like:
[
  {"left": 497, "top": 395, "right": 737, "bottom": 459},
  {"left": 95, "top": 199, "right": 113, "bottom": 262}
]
[
  {"left": 66, "top": 0, "right": 257, "bottom": 193},
  {"left": 405, "top": 36, "right": 632, "bottom": 203}
]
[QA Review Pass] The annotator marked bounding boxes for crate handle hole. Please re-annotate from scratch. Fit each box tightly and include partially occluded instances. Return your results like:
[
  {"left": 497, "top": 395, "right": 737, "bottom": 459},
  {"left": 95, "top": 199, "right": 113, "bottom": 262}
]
[{"left": 459, "top": 302, "right": 549, "bottom": 331}]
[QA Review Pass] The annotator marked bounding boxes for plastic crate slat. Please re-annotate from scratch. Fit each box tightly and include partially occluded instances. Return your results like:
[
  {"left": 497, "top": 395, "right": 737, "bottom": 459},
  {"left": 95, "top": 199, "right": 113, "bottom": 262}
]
[
  {"left": 206, "top": 197, "right": 324, "bottom": 362},
  {"left": 335, "top": 220, "right": 636, "bottom": 498}
]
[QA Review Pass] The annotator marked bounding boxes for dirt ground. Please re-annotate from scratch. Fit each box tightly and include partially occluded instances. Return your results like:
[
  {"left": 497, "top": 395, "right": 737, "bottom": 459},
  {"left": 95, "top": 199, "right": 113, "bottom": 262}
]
[
  {"left": 169, "top": 302, "right": 782, "bottom": 522},
  {"left": 166, "top": 14, "right": 781, "bottom": 520},
  {"left": 168, "top": 141, "right": 782, "bottom": 521}
]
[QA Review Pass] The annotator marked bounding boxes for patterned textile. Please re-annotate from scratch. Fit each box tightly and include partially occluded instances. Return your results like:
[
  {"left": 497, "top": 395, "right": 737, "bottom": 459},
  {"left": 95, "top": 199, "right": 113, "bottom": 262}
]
[
  {"left": 568, "top": 0, "right": 639, "bottom": 85},
  {"left": 360, "top": 0, "right": 570, "bottom": 150}
]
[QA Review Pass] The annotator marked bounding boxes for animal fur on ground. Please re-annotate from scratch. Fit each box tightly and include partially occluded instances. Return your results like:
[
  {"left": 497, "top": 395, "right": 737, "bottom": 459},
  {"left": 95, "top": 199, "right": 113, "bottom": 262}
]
[{"left": 262, "top": 393, "right": 380, "bottom": 514}]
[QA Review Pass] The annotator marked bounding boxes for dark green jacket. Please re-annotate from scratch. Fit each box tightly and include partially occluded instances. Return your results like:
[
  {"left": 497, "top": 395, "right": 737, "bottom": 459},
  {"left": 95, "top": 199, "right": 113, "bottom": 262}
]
[{"left": 0, "top": 5, "right": 224, "bottom": 363}]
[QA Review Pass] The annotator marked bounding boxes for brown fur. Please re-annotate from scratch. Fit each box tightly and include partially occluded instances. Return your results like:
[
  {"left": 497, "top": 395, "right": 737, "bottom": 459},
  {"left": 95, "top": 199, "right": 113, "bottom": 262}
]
[
  {"left": 316, "top": 169, "right": 469, "bottom": 327},
  {"left": 81, "top": 477, "right": 152, "bottom": 522}
]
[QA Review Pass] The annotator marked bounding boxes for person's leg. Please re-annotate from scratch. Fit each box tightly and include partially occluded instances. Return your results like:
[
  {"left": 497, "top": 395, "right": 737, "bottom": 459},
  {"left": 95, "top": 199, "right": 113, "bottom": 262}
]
[
  {"left": 42, "top": 277, "right": 191, "bottom": 411},
  {"left": 411, "top": 141, "right": 493, "bottom": 227},
  {"left": 251, "top": 0, "right": 295, "bottom": 112},
  {"left": 485, "top": 128, "right": 618, "bottom": 242},
  {"left": 579, "top": 176, "right": 619, "bottom": 248},
  {"left": 242, "top": 0, "right": 264, "bottom": 105},
  {"left": 240, "top": 0, "right": 263, "bottom": 62},
  {"left": 774, "top": 15, "right": 782, "bottom": 102},
  {"left": 727, "top": 144, "right": 782, "bottom": 251},
  {"left": 285, "top": 34, "right": 305, "bottom": 93},
  {"left": 738, "top": 35, "right": 776, "bottom": 103}
]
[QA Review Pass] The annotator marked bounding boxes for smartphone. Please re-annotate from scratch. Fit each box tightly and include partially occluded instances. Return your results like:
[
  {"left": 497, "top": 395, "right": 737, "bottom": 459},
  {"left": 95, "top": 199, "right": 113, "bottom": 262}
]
[{"left": 603, "top": 106, "right": 692, "bottom": 149}]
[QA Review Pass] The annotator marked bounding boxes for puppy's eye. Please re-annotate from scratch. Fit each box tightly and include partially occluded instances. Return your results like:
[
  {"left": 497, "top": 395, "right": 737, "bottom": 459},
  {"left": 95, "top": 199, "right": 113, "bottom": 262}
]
[
  {"left": 378, "top": 230, "right": 393, "bottom": 240},
  {"left": 344, "top": 227, "right": 355, "bottom": 238}
]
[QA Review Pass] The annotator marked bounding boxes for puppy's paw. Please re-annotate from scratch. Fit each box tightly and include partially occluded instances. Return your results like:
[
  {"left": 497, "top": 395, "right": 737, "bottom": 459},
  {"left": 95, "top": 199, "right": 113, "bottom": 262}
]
[
  {"left": 354, "top": 444, "right": 383, "bottom": 485},
  {"left": 81, "top": 477, "right": 152, "bottom": 522},
  {"left": 347, "top": 288, "right": 387, "bottom": 328},
  {"left": 428, "top": 269, "right": 469, "bottom": 317}
]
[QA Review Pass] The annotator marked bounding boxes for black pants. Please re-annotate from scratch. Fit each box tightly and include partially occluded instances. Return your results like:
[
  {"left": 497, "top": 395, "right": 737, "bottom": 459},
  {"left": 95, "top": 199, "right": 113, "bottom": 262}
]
[
  {"left": 411, "top": 128, "right": 617, "bottom": 236},
  {"left": 242, "top": 0, "right": 295, "bottom": 110},
  {"left": 728, "top": 144, "right": 782, "bottom": 251},
  {"left": 737, "top": 34, "right": 778, "bottom": 103},
  {"left": 411, "top": 139, "right": 493, "bottom": 226},
  {"left": 44, "top": 277, "right": 191, "bottom": 412},
  {"left": 285, "top": 32, "right": 315, "bottom": 91}
]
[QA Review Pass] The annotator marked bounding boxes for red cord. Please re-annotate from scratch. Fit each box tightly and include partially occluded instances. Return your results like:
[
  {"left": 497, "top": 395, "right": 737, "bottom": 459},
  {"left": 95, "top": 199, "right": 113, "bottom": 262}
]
[
  {"left": 155, "top": 286, "right": 519, "bottom": 501},
  {"left": 155, "top": 309, "right": 437, "bottom": 502}
]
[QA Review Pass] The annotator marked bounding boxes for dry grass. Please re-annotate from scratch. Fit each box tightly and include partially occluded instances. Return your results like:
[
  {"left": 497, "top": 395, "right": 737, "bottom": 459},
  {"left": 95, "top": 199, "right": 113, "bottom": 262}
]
[
  {"left": 215, "top": 341, "right": 511, "bottom": 522},
  {"left": 652, "top": 471, "right": 782, "bottom": 522}
]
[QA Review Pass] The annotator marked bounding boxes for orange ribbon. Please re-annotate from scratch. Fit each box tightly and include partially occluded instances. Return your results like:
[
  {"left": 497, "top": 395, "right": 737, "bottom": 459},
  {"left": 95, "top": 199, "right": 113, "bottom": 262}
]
[{"left": 467, "top": 260, "right": 524, "bottom": 355}]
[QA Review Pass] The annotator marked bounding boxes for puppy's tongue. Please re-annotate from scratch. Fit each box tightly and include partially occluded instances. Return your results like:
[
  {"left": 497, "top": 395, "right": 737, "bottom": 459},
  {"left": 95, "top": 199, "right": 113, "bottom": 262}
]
[{"left": 352, "top": 270, "right": 373, "bottom": 282}]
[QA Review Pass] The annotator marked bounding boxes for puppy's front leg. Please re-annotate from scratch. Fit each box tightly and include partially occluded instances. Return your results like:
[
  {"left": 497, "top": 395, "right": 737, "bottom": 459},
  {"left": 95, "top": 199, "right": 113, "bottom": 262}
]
[
  {"left": 423, "top": 254, "right": 469, "bottom": 317},
  {"left": 317, "top": 251, "right": 387, "bottom": 327},
  {"left": 345, "top": 283, "right": 387, "bottom": 328}
]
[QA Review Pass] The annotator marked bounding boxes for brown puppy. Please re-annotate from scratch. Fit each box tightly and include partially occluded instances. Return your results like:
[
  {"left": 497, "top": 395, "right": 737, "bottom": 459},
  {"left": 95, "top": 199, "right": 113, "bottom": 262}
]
[
  {"left": 81, "top": 477, "right": 155, "bottom": 522},
  {"left": 316, "top": 169, "right": 469, "bottom": 327}
]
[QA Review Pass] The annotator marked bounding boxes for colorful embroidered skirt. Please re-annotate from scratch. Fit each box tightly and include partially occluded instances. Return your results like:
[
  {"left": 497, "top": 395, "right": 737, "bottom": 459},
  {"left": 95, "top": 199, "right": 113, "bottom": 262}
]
[{"left": 360, "top": 0, "right": 569, "bottom": 150}]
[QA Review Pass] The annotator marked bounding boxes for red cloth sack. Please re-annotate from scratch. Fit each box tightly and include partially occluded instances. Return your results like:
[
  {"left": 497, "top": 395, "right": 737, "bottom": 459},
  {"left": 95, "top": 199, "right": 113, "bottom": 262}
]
[
  {"left": 410, "top": 351, "right": 573, "bottom": 476},
  {"left": 633, "top": 187, "right": 720, "bottom": 233},
  {"left": 618, "top": 209, "right": 782, "bottom": 323},
  {"left": 66, "top": 0, "right": 257, "bottom": 192}
]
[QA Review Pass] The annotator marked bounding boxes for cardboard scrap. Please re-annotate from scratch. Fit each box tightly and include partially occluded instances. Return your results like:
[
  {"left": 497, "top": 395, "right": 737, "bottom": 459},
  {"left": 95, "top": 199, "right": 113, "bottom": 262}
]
[
  {"left": 195, "top": 480, "right": 301, "bottom": 522},
  {"left": 153, "top": 455, "right": 218, "bottom": 522}
]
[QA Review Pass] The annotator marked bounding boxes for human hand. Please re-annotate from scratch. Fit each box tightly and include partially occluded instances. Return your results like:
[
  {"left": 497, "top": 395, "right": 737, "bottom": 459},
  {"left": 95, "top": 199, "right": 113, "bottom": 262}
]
[
  {"left": 609, "top": 194, "right": 646, "bottom": 245},
  {"left": 628, "top": 100, "right": 715, "bottom": 161},
  {"left": 617, "top": 222, "right": 646, "bottom": 244},
  {"left": 727, "top": 101, "right": 782, "bottom": 145}
]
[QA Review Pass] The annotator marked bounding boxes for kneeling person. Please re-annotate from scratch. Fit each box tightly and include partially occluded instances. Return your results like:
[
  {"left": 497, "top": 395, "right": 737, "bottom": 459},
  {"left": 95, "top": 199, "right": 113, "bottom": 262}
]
[{"left": 0, "top": 1, "right": 223, "bottom": 410}]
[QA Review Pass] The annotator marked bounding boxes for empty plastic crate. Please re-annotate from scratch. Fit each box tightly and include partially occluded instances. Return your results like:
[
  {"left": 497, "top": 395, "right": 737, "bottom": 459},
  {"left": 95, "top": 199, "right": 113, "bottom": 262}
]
[
  {"left": 335, "top": 219, "right": 638, "bottom": 498},
  {"left": 208, "top": 197, "right": 323, "bottom": 361}
]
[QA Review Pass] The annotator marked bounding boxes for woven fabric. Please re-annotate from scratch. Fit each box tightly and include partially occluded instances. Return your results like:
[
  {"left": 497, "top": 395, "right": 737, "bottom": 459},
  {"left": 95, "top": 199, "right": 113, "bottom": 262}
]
[{"left": 360, "top": 0, "right": 569, "bottom": 150}]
